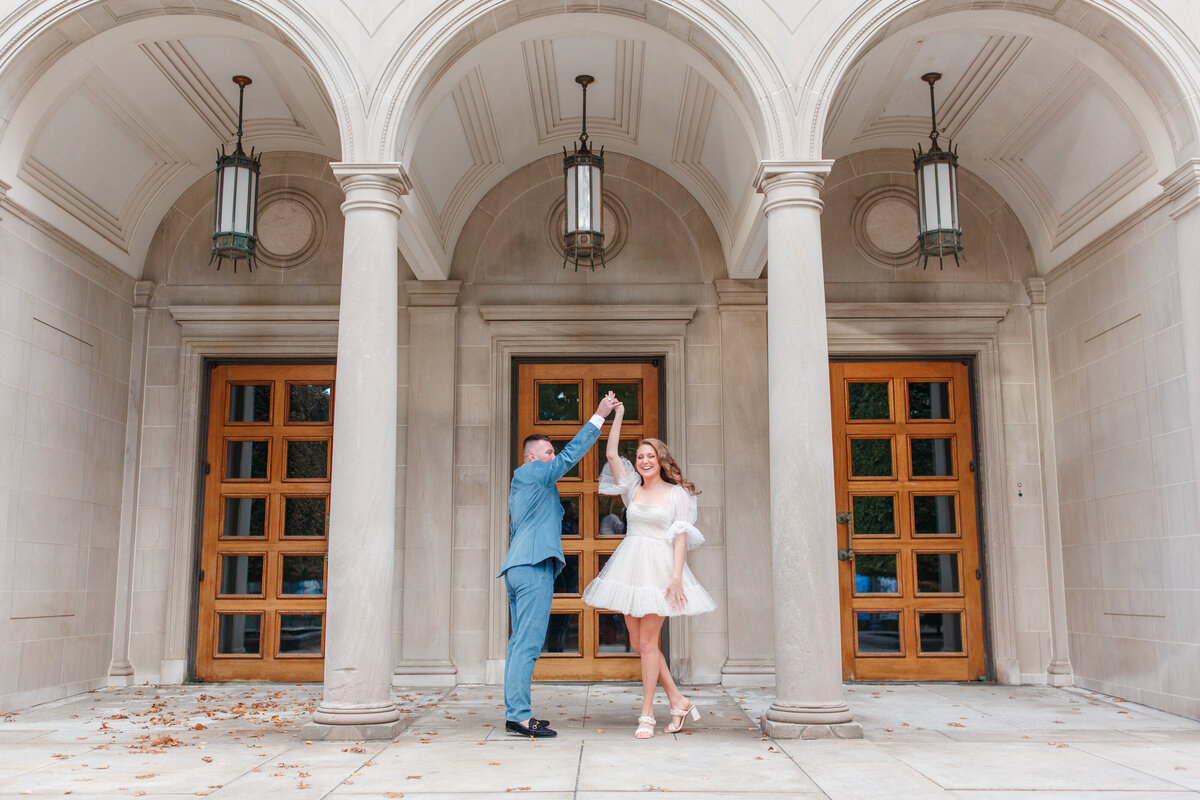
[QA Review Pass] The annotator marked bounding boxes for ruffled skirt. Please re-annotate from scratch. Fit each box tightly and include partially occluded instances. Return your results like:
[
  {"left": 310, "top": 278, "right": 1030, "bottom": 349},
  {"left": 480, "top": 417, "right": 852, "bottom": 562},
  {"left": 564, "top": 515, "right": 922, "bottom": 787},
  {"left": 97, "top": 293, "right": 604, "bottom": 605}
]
[{"left": 582, "top": 534, "right": 716, "bottom": 617}]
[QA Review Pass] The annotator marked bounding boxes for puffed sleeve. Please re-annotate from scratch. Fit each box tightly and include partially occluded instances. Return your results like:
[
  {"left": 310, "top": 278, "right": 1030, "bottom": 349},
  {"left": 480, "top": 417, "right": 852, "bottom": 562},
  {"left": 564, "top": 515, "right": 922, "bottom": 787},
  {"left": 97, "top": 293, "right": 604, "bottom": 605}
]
[
  {"left": 667, "top": 485, "right": 704, "bottom": 550},
  {"left": 598, "top": 457, "right": 641, "bottom": 506}
]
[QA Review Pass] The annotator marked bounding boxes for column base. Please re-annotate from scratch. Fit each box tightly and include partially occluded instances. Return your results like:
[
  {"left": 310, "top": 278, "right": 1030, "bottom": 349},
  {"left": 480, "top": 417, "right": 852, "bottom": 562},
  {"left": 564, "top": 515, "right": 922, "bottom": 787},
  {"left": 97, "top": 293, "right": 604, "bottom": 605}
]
[
  {"left": 720, "top": 659, "right": 775, "bottom": 687},
  {"left": 312, "top": 702, "right": 401, "bottom": 728},
  {"left": 107, "top": 661, "right": 134, "bottom": 687},
  {"left": 763, "top": 718, "right": 864, "bottom": 739},
  {"left": 393, "top": 661, "right": 458, "bottom": 687},
  {"left": 1047, "top": 659, "right": 1074, "bottom": 687},
  {"left": 303, "top": 719, "right": 407, "bottom": 741},
  {"left": 763, "top": 701, "right": 860, "bottom": 739}
]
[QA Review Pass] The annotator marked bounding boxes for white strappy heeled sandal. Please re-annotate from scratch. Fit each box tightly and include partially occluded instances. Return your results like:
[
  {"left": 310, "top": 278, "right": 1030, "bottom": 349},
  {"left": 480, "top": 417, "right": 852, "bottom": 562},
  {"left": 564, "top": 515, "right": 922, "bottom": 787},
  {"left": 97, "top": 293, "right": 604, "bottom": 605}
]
[
  {"left": 664, "top": 698, "right": 700, "bottom": 733},
  {"left": 635, "top": 715, "right": 656, "bottom": 739}
]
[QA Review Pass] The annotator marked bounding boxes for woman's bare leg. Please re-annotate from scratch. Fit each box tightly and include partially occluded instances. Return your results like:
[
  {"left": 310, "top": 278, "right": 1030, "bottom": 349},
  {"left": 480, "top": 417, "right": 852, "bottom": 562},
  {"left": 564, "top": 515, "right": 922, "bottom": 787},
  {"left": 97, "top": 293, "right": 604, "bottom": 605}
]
[{"left": 623, "top": 615, "right": 686, "bottom": 714}]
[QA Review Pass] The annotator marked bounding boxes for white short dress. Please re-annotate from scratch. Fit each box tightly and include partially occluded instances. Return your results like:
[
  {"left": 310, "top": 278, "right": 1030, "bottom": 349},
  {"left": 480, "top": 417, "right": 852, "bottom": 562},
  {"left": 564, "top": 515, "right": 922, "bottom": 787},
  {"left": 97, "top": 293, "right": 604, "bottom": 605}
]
[{"left": 581, "top": 458, "right": 717, "bottom": 618}]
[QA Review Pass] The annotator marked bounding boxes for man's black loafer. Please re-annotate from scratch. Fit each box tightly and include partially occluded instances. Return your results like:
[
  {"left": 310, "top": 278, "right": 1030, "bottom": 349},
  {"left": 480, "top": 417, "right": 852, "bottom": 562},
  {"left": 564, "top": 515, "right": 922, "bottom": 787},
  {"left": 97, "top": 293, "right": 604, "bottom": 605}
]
[
  {"left": 505, "top": 719, "right": 557, "bottom": 738},
  {"left": 530, "top": 717, "right": 550, "bottom": 729}
]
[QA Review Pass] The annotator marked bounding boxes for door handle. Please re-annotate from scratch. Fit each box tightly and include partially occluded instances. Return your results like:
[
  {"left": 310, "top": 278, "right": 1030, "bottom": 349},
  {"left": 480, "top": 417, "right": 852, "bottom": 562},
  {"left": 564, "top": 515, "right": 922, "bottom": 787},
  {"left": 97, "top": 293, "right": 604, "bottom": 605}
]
[
  {"left": 836, "top": 511, "right": 852, "bottom": 525},
  {"left": 837, "top": 548, "right": 854, "bottom": 561}
]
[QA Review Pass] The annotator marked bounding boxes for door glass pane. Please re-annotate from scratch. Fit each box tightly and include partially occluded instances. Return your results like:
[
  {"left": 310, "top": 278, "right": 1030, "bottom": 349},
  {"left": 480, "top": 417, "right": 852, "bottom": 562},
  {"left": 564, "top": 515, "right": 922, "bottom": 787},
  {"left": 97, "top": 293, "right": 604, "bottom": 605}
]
[
  {"left": 596, "top": 382, "right": 640, "bottom": 421},
  {"left": 909, "top": 381, "right": 951, "bottom": 420},
  {"left": 919, "top": 612, "right": 963, "bottom": 653},
  {"left": 857, "top": 612, "right": 901, "bottom": 654},
  {"left": 288, "top": 384, "right": 331, "bottom": 423},
  {"left": 281, "top": 555, "right": 325, "bottom": 595},
  {"left": 850, "top": 438, "right": 893, "bottom": 477},
  {"left": 848, "top": 381, "right": 890, "bottom": 420},
  {"left": 598, "top": 495, "right": 627, "bottom": 537},
  {"left": 226, "top": 440, "right": 268, "bottom": 479},
  {"left": 854, "top": 553, "right": 898, "bottom": 594},
  {"left": 597, "top": 612, "right": 633, "bottom": 654},
  {"left": 597, "top": 551, "right": 613, "bottom": 573},
  {"left": 851, "top": 495, "right": 895, "bottom": 536},
  {"left": 916, "top": 553, "right": 960, "bottom": 593},
  {"left": 278, "top": 613, "right": 323, "bottom": 655},
  {"left": 542, "top": 612, "right": 581, "bottom": 654},
  {"left": 537, "top": 382, "right": 581, "bottom": 422},
  {"left": 223, "top": 497, "right": 266, "bottom": 537},
  {"left": 220, "top": 555, "right": 263, "bottom": 595},
  {"left": 217, "top": 613, "right": 261, "bottom": 655},
  {"left": 911, "top": 437, "right": 954, "bottom": 476},
  {"left": 554, "top": 553, "right": 580, "bottom": 595},
  {"left": 549, "top": 439, "right": 580, "bottom": 479},
  {"left": 286, "top": 440, "right": 328, "bottom": 479},
  {"left": 914, "top": 495, "right": 957, "bottom": 534},
  {"left": 228, "top": 384, "right": 271, "bottom": 423},
  {"left": 560, "top": 495, "right": 581, "bottom": 538},
  {"left": 283, "top": 496, "right": 327, "bottom": 537}
]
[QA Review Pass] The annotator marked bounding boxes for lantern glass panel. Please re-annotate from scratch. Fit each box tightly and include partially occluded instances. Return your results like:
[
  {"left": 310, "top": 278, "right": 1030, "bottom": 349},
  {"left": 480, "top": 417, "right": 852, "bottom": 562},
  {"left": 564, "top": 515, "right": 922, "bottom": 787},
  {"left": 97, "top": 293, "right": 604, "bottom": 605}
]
[
  {"left": 566, "top": 168, "right": 579, "bottom": 234},
  {"left": 576, "top": 165, "right": 592, "bottom": 230},
  {"left": 219, "top": 164, "right": 239, "bottom": 232},
  {"left": 589, "top": 165, "right": 602, "bottom": 230}
]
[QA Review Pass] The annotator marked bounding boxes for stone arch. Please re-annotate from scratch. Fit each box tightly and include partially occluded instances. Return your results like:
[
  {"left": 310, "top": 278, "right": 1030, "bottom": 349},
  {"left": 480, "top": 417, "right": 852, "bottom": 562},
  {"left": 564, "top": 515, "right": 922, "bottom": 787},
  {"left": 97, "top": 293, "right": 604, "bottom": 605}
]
[
  {"left": 0, "top": 0, "right": 363, "bottom": 160},
  {"left": 801, "top": 0, "right": 1200, "bottom": 163},
  {"left": 370, "top": 0, "right": 790, "bottom": 164}
]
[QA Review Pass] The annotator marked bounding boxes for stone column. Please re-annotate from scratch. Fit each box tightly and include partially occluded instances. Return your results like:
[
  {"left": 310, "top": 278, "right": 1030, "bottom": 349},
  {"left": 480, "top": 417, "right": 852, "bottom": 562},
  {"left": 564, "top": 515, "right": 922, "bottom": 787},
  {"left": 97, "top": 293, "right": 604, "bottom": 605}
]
[
  {"left": 716, "top": 279, "right": 776, "bottom": 683},
  {"left": 1161, "top": 161, "right": 1200, "bottom": 502},
  {"left": 311, "top": 164, "right": 408, "bottom": 737},
  {"left": 107, "top": 280, "right": 154, "bottom": 685},
  {"left": 1025, "top": 278, "right": 1074, "bottom": 686},
  {"left": 395, "top": 279, "right": 460, "bottom": 685},
  {"left": 755, "top": 161, "right": 860, "bottom": 739}
]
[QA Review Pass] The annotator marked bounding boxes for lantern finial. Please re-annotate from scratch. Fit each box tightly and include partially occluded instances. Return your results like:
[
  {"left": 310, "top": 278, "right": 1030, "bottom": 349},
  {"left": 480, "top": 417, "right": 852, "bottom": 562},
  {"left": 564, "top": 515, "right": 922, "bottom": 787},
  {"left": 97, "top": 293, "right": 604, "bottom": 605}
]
[
  {"left": 211, "top": 75, "right": 261, "bottom": 272},
  {"left": 562, "top": 74, "right": 606, "bottom": 270},
  {"left": 913, "top": 71, "right": 964, "bottom": 269}
]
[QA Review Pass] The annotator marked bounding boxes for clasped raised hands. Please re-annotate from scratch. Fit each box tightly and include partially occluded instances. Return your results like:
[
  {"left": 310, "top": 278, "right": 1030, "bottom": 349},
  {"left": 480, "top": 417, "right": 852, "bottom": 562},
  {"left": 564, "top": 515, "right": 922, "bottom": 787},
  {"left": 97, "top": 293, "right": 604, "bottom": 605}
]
[{"left": 596, "top": 390, "right": 624, "bottom": 418}]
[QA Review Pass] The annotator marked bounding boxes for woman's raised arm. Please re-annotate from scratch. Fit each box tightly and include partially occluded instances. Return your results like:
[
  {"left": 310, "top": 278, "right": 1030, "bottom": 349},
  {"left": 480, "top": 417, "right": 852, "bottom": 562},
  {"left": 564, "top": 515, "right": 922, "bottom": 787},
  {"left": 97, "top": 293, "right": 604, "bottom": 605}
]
[{"left": 605, "top": 402, "right": 625, "bottom": 483}]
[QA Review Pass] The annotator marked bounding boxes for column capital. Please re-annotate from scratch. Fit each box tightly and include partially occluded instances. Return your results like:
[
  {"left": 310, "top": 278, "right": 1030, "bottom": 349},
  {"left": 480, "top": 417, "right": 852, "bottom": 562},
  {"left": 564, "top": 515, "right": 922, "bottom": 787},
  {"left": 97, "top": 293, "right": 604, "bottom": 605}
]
[
  {"left": 715, "top": 278, "right": 766, "bottom": 308},
  {"left": 1024, "top": 276, "right": 1047, "bottom": 306},
  {"left": 133, "top": 280, "right": 156, "bottom": 309},
  {"left": 406, "top": 279, "right": 462, "bottom": 307},
  {"left": 1160, "top": 158, "right": 1200, "bottom": 219},
  {"left": 754, "top": 160, "right": 834, "bottom": 214},
  {"left": 331, "top": 162, "right": 410, "bottom": 215}
]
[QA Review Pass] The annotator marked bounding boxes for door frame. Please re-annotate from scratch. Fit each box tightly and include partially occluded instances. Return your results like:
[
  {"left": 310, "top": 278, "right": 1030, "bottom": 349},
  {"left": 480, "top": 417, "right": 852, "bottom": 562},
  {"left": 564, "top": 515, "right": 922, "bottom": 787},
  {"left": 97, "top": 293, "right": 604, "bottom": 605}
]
[
  {"left": 830, "top": 357, "right": 991, "bottom": 680},
  {"left": 826, "top": 302, "right": 1017, "bottom": 684},
  {"left": 160, "top": 305, "right": 339, "bottom": 684},
  {"left": 190, "top": 358, "right": 337, "bottom": 681},
  {"left": 479, "top": 304, "right": 697, "bottom": 683}
]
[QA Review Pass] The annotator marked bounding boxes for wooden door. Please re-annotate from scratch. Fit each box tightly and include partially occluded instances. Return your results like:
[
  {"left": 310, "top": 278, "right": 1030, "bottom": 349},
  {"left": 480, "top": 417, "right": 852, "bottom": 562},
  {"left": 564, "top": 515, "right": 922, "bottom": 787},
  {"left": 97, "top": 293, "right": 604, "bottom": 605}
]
[
  {"left": 195, "top": 363, "right": 334, "bottom": 681},
  {"left": 831, "top": 361, "right": 986, "bottom": 681},
  {"left": 515, "top": 361, "right": 660, "bottom": 681}
]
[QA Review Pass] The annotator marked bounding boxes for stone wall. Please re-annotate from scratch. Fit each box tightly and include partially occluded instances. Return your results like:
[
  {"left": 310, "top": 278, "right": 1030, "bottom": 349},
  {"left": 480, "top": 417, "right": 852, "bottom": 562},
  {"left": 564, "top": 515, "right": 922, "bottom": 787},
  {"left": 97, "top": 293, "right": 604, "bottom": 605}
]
[
  {"left": 0, "top": 205, "right": 134, "bottom": 712},
  {"left": 1047, "top": 201, "right": 1200, "bottom": 719}
]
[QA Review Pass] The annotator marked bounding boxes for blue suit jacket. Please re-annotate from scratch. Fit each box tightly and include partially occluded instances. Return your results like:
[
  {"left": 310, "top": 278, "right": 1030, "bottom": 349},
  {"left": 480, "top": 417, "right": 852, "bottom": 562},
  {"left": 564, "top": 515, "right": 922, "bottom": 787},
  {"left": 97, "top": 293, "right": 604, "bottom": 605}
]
[{"left": 498, "top": 421, "right": 601, "bottom": 578}]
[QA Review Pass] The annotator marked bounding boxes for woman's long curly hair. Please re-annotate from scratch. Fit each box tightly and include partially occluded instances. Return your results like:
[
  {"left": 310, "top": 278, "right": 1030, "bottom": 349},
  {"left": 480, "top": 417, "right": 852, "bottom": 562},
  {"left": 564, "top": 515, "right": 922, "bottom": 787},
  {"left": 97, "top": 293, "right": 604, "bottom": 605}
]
[{"left": 639, "top": 438, "right": 700, "bottom": 496}]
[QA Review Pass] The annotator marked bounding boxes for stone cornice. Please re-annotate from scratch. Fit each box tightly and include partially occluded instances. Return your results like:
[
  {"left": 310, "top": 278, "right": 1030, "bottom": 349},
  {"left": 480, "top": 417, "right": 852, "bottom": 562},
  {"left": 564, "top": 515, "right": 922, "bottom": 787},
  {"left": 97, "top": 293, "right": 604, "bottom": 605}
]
[
  {"left": 825, "top": 302, "right": 1010, "bottom": 322},
  {"left": 1161, "top": 158, "right": 1200, "bottom": 219},
  {"left": 479, "top": 304, "right": 697, "bottom": 323}
]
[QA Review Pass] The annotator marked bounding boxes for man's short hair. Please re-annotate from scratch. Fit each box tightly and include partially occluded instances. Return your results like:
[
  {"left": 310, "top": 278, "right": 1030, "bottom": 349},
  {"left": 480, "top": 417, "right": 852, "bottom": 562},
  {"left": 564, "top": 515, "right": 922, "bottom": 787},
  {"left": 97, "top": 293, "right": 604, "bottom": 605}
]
[{"left": 522, "top": 433, "right": 551, "bottom": 459}]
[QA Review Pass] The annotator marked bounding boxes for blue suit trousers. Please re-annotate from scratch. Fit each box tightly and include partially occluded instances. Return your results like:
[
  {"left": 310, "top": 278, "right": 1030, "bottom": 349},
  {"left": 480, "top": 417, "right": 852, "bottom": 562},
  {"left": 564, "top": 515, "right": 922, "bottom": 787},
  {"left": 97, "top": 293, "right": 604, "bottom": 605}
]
[{"left": 503, "top": 559, "right": 555, "bottom": 722}]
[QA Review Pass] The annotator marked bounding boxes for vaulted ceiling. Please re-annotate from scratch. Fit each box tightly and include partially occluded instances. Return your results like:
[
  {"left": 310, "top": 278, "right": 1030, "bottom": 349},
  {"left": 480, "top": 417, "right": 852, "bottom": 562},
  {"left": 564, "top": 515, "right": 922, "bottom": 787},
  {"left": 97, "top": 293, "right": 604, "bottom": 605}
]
[{"left": 823, "top": 9, "right": 1177, "bottom": 271}]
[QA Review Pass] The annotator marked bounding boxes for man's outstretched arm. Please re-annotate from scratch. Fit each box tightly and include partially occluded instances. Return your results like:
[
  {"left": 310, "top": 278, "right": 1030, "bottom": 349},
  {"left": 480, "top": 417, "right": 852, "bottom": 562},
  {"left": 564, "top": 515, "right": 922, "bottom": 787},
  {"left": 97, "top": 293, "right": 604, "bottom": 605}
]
[{"left": 542, "top": 393, "right": 620, "bottom": 484}]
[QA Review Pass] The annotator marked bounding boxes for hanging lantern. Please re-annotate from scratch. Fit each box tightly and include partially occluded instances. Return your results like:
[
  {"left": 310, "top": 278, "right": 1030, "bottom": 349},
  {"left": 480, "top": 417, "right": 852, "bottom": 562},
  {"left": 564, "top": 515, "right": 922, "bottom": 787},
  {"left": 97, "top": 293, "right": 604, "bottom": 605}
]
[
  {"left": 913, "top": 72, "right": 963, "bottom": 269},
  {"left": 563, "top": 74, "right": 605, "bottom": 270},
  {"left": 211, "top": 75, "right": 260, "bottom": 272}
]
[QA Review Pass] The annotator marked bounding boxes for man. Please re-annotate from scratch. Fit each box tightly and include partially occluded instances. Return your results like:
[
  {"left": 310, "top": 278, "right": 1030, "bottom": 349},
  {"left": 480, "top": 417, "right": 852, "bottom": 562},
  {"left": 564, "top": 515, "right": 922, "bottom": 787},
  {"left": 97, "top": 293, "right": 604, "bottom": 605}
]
[{"left": 498, "top": 391, "right": 621, "bottom": 738}]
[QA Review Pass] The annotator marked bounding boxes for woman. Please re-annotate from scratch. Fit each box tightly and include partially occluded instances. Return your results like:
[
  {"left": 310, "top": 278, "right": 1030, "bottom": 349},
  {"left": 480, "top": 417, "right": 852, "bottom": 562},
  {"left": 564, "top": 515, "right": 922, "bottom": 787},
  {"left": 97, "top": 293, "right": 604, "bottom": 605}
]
[{"left": 581, "top": 397, "right": 716, "bottom": 738}]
